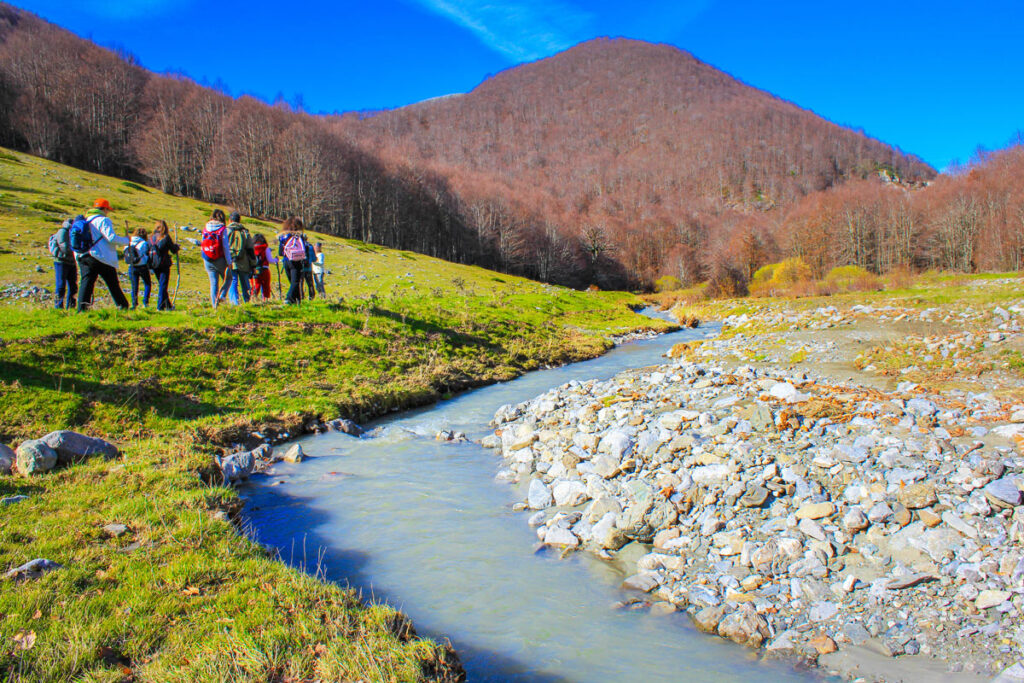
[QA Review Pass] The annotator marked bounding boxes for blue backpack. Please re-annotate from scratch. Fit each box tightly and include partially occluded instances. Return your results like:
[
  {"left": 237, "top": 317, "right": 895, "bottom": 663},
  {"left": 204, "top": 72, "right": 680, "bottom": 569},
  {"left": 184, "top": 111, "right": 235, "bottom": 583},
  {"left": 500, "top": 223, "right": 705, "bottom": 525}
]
[{"left": 68, "top": 215, "right": 96, "bottom": 255}]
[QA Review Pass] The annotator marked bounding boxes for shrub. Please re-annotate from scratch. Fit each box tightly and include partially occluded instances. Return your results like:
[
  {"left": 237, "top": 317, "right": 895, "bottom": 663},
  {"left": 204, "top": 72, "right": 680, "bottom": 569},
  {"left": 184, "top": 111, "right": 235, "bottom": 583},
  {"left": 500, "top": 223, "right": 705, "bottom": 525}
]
[
  {"left": 772, "top": 257, "right": 814, "bottom": 286},
  {"left": 705, "top": 263, "right": 749, "bottom": 299},
  {"left": 825, "top": 265, "right": 881, "bottom": 292},
  {"left": 749, "top": 258, "right": 813, "bottom": 297},
  {"left": 654, "top": 275, "right": 682, "bottom": 292}
]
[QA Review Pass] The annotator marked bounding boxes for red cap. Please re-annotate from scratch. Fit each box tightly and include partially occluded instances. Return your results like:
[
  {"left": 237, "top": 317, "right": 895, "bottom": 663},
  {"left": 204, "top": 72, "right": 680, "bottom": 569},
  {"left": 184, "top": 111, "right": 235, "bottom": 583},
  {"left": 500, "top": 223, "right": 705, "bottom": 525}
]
[{"left": 93, "top": 198, "right": 111, "bottom": 210}]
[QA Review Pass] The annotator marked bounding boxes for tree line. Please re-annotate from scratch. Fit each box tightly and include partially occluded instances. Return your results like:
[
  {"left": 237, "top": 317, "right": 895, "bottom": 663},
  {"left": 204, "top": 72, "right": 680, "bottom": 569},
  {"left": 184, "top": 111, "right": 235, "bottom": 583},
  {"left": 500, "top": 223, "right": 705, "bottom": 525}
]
[{"left": 1, "top": 6, "right": 1017, "bottom": 292}]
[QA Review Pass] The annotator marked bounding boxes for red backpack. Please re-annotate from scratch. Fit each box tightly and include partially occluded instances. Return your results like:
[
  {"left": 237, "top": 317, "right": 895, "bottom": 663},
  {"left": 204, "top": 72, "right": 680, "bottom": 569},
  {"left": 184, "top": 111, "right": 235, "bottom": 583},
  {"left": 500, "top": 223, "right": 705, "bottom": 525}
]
[{"left": 201, "top": 223, "right": 226, "bottom": 261}]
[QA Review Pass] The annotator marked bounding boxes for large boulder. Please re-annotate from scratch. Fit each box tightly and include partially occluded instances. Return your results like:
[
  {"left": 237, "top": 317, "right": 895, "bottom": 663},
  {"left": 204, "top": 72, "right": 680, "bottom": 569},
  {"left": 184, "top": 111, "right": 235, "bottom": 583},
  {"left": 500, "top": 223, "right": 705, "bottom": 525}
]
[
  {"left": 15, "top": 440, "right": 58, "bottom": 475},
  {"left": 0, "top": 444, "right": 14, "bottom": 475},
  {"left": 219, "top": 450, "right": 256, "bottom": 482},
  {"left": 40, "top": 430, "right": 119, "bottom": 465}
]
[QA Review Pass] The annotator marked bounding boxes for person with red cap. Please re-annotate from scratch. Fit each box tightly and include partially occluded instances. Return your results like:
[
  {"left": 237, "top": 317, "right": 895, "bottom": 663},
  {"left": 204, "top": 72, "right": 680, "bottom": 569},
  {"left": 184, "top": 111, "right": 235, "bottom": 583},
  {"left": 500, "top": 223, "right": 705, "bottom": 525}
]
[{"left": 76, "top": 198, "right": 130, "bottom": 311}]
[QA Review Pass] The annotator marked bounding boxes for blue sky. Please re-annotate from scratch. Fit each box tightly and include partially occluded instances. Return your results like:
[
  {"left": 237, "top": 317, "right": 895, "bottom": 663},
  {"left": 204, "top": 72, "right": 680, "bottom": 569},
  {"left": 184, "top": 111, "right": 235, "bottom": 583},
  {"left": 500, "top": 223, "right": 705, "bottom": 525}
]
[{"left": 15, "top": 0, "right": 1024, "bottom": 170}]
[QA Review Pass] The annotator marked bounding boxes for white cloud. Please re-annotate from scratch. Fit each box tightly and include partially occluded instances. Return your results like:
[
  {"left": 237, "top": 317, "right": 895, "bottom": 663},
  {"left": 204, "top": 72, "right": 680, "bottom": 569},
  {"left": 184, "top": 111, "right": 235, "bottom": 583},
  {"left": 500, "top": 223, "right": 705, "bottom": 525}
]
[{"left": 408, "top": 0, "right": 594, "bottom": 61}]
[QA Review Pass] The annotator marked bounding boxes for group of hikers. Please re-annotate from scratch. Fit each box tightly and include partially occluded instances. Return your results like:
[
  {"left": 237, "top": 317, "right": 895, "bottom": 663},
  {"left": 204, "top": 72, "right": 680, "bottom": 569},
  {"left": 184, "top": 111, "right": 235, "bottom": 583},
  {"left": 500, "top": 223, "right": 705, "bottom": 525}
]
[{"left": 48, "top": 199, "right": 326, "bottom": 312}]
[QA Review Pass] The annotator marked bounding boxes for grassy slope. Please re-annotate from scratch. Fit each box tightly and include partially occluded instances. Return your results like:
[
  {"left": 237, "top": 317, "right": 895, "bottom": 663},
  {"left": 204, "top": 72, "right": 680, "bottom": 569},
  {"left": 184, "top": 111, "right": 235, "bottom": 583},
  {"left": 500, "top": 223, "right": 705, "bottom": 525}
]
[{"left": 0, "top": 148, "right": 671, "bottom": 681}]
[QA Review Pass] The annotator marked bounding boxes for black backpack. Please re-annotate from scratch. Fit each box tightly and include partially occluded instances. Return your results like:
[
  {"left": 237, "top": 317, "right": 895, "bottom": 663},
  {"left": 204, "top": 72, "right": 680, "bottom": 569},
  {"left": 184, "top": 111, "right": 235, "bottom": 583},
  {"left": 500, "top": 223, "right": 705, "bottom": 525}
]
[{"left": 124, "top": 242, "right": 141, "bottom": 266}]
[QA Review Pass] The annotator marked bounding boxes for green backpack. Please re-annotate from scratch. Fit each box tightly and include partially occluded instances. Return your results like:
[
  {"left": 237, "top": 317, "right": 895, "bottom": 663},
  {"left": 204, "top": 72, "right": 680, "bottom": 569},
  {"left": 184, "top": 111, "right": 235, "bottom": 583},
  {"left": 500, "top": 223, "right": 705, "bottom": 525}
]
[{"left": 228, "top": 224, "right": 255, "bottom": 272}]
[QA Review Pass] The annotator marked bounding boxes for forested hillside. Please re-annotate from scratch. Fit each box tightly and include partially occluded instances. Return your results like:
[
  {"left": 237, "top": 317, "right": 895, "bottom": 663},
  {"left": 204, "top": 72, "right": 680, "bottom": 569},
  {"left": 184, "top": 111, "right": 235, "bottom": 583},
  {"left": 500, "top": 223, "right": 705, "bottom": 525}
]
[{"left": 342, "top": 38, "right": 935, "bottom": 285}]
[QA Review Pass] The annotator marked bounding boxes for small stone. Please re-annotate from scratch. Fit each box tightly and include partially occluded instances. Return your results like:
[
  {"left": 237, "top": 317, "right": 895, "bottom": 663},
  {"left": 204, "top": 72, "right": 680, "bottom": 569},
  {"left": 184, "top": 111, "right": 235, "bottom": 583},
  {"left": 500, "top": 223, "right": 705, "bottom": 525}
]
[
  {"left": 4, "top": 558, "right": 62, "bottom": 581},
  {"left": 918, "top": 508, "right": 941, "bottom": 527},
  {"left": 767, "top": 629, "right": 798, "bottom": 651},
  {"left": 102, "top": 523, "right": 128, "bottom": 538},
  {"left": 739, "top": 485, "right": 770, "bottom": 508},
  {"left": 621, "top": 573, "right": 658, "bottom": 592},
  {"left": 984, "top": 478, "right": 1023, "bottom": 509},
  {"left": 976, "top": 590, "right": 1011, "bottom": 610},
  {"left": 942, "top": 511, "right": 979, "bottom": 538},
  {"left": 39, "top": 430, "right": 119, "bottom": 464},
  {"left": 897, "top": 482, "right": 938, "bottom": 510},
  {"left": 718, "top": 603, "right": 770, "bottom": 647},
  {"left": 795, "top": 502, "right": 835, "bottom": 520},
  {"left": 867, "top": 502, "right": 893, "bottom": 524},
  {"left": 798, "top": 517, "right": 827, "bottom": 542},
  {"left": 693, "top": 605, "right": 727, "bottom": 633},
  {"left": 527, "top": 479, "right": 553, "bottom": 509},
  {"left": 0, "top": 444, "right": 14, "bottom": 475},
  {"left": 809, "top": 600, "right": 839, "bottom": 622},
  {"left": 552, "top": 480, "right": 588, "bottom": 507},
  {"left": 1, "top": 495, "right": 29, "bottom": 506},
  {"left": 843, "top": 622, "right": 871, "bottom": 645},
  {"left": 809, "top": 635, "right": 837, "bottom": 654},
  {"left": 886, "top": 573, "right": 936, "bottom": 590},
  {"left": 891, "top": 502, "right": 911, "bottom": 527},
  {"left": 544, "top": 526, "right": 579, "bottom": 548},
  {"left": 283, "top": 444, "right": 304, "bottom": 463},
  {"left": 842, "top": 508, "right": 869, "bottom": 532}
]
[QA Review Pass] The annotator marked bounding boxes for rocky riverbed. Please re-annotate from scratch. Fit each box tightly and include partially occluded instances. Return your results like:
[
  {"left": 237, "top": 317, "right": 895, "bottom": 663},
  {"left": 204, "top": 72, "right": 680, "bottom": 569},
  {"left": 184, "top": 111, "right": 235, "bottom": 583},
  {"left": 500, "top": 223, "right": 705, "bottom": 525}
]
[{"left": 483, "top": 294, "right": 1024, "bottom": 682}]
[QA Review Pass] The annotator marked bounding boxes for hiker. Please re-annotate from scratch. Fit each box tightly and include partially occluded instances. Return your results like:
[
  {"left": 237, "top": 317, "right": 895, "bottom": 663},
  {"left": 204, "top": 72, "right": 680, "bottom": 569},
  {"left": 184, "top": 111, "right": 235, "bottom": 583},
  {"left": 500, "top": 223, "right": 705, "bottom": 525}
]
[
  {"left": 277, "top": 217, "right": 308, "bottom": 304},
  {"left": 151, "top": 220, "right": 179, "bottom": 311},
  {"left": 74, "top": 198, "right": 130, "bottom": 312},
  {"left": 201, "top": 209, "right": 233, "bottom": 307},
  {"left": 48, "top": 218, "right": 77, "bottom": 309},
  {"left": 312, "top": 242, "right": 326, "bottom": 297},
  {"left": 250, "top": 233, "right": 277, "bottom": 301},
  {"left": 227, "top": 211, "right": 256, "bottom": 304},
  {"left": 125, "top": 226, "right": 154, "bottom": 309},
  {"left": 302, "top": 236, "right": 316, "bottom": 300}
]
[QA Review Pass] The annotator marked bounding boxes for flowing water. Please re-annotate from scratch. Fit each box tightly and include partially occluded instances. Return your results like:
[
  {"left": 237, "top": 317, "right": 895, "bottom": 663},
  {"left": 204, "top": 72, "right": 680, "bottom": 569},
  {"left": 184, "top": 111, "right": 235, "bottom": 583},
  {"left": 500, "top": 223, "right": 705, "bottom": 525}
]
[{"left": 242, "top": 312, "right": 818, "bottom": 682}]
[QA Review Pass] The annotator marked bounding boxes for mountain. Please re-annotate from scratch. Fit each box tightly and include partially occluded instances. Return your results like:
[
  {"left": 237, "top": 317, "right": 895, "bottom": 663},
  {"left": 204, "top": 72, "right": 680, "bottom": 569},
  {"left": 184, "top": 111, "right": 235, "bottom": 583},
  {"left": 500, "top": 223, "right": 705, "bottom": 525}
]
[{"left": 337, "top": 38, "right": 935, "bottom": 285}]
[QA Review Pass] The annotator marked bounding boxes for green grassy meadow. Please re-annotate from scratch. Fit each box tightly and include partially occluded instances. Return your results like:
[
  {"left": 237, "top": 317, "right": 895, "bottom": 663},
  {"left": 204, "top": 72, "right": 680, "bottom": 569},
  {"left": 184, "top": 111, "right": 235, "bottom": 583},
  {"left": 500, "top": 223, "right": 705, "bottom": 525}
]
[{"left": 0, "top": 147, "right": 670, "bottom": 681}]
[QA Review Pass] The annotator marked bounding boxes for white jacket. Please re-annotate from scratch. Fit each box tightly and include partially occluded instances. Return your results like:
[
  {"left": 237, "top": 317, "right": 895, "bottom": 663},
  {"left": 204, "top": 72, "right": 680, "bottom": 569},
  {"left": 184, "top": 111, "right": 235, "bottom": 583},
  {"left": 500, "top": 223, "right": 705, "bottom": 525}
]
[
  {"left": 79, "top": 212, "right": 128, "bottom": 269},
  {"left": 129, "top": 235, "right": 153, "bottom": 268}
]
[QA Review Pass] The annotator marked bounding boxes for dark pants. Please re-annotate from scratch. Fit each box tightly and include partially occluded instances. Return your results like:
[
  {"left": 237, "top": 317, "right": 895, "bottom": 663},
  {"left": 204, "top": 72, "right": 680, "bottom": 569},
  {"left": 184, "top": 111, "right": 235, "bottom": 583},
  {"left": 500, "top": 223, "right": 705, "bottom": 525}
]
[
  {"left": 303, "top": 270, "right": 315, "bottom": 300},
  {"left": 155, "top": 267, "right": 173, "bottom": 310},
  {"left": 284, "top": 260, "right": 304, "bottom": 304},
  {"left": 129, "top": 265, "right": 151, "bottom": 308},
  {"left": 54, "top": 260, "right": 77, "bottom": 309},
  {"left": 77, "top": 255, "right": 129, "bottom": 312}
]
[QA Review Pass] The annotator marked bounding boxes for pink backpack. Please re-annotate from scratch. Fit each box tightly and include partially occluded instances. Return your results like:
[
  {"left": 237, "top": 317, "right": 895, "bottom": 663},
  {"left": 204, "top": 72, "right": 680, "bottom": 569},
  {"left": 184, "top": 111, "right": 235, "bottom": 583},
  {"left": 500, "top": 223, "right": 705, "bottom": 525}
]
[{"left": 283, "top": 234, "right": 306, "bottom": 262}]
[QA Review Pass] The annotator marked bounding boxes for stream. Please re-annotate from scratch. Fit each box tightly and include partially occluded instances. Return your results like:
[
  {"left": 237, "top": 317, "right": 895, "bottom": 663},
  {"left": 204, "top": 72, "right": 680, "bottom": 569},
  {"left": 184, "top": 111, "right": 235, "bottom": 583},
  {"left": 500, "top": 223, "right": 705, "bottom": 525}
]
[{"left": 241, "top": 311, "right": 819, "bottom": 682}]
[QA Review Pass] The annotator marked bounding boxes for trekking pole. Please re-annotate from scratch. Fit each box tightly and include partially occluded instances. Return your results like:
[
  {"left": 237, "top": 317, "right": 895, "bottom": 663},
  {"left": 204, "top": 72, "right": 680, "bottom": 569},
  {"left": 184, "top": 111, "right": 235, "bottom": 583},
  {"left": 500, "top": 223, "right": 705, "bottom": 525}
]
[
  {"left": 172, "top": 223, "right": 181, "bottom": 308},
  {"left": 275, "top": 261, "right": 283, "bottom": 301}
]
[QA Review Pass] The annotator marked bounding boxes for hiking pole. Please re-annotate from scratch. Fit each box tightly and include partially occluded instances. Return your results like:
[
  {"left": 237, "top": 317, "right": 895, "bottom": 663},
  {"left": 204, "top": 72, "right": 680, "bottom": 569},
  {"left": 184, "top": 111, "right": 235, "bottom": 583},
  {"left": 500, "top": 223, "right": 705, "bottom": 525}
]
[
  {"left": 172, "top": 223, "right": 181, "bottom": 308},
  {"left": 275, "top": 261, "right": 283, "bottom": 301}
]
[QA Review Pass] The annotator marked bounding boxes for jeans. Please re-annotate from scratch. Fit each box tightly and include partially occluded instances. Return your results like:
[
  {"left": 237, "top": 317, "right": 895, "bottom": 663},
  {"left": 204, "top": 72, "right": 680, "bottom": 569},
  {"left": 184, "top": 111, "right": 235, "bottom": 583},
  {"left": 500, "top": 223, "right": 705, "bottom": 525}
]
[
  {"left": 77, "top": 254, "right": 129, "bottom": 312},
  {"left": 155, "top": 267, "right": 173, "bottom": 310},
  {"left": 284, "top": 260, "right": 304, "bottom": 304},
  {"left": 54, "top": 260, "right": 77, "bottom": 309},
  {"left": 128, "top": 265, "right": 151, "bottom": 308},
  {"left": 204, "top": 258, "right": 232, "bottom": 307},
  {"left": 313, "top": 272, "right": 326, "bottom": 297},
  {"left": 228, "top": 269, "right": 252, "bottom": 304},
  {"left": 303, "top": 270, "right": 316, "bottom": 300}
]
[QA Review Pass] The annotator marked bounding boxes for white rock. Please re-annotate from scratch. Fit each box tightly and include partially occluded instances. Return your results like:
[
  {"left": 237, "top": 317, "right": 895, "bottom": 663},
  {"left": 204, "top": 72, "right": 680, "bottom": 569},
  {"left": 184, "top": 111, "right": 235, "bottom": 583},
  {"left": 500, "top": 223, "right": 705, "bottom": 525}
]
[{"left": 527, "top": 479, "right": 553, "bottom": 509}]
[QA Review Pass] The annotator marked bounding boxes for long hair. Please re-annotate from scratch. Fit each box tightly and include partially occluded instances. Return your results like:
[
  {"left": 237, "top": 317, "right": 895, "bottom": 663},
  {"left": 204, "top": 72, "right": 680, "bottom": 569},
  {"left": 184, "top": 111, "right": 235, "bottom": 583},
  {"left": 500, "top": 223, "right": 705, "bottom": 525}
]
[
  {"left": 152, "top": 220, "right": 169, "bottom": 239},
  {"left": 132, "top": 226, "right": 149, "bottom": 239},
  {"left": 210, "top": 208, "right": 226, "bottom": 224}
]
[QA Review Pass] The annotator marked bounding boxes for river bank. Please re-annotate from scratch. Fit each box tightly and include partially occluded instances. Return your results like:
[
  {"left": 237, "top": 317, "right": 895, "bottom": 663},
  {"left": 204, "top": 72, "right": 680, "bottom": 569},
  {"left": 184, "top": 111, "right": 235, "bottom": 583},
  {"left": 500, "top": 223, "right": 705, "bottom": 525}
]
[{"left": 485, "top": 279, "right": 1024, "bottom": 682}]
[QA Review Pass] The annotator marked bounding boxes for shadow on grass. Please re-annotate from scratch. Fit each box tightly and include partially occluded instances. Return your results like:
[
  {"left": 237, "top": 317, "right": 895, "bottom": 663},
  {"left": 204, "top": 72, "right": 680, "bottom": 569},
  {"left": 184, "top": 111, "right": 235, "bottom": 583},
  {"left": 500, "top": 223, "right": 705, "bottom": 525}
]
[
  {"left": 0, "top": 360, "right": 221, "bottom": 427},
  {"left": 242, "top": 478, "right": 569, "bottom": 683}
]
